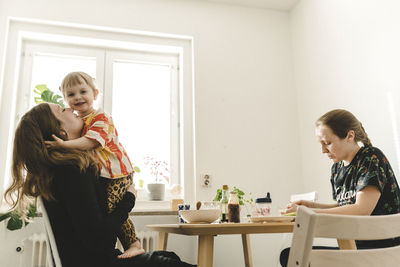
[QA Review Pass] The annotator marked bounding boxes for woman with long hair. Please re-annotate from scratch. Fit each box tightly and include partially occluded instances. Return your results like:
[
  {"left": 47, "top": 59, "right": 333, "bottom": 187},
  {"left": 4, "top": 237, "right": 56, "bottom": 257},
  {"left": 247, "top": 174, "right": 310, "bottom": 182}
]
[{"left": 5, "top": 103, "right": 195, "bottom": 267}]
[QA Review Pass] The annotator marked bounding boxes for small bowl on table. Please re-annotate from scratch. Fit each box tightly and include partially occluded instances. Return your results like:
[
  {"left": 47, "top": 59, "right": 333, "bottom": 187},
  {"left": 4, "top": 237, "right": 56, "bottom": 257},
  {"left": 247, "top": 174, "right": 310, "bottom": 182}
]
[{"left": 179, "top": 209, "right": 221, "bottom": 224}]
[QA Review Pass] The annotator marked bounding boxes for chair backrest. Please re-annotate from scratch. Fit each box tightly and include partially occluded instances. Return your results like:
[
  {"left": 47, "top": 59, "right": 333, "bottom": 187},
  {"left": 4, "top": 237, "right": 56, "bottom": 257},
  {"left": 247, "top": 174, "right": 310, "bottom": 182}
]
[
  {"left": 38, "top": 197, "right": 63, "bottom": 267},
  {"left": 288, "top": 206, "right": 400, "bottom": 267},
  {"left": 289, "top": 191, "right": 318, "bottom": 203}
]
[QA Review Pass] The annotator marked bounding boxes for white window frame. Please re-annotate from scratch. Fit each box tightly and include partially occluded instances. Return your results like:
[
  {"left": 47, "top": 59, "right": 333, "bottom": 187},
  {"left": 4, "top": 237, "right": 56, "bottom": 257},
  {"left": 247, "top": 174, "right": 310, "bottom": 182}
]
[
  {"left": 16, "top": 41, "right": 105, "bottom": 123},
  {"left": 0, "top": 17, "right": 196, "bottom": 208}
]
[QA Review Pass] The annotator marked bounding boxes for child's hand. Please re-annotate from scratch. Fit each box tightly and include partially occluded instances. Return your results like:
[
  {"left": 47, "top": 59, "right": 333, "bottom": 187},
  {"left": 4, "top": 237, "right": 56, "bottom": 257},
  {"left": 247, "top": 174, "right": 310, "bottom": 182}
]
[{"left": 45, "top": 134, "right": 65, "bottom": 148}]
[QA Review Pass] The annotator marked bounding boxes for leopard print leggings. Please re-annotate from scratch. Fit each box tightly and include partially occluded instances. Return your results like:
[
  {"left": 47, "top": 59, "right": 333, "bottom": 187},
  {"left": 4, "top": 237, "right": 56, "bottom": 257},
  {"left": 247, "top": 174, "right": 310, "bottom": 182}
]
[{"left": 106, "top": 174, "right": 138, "bottom": 250}]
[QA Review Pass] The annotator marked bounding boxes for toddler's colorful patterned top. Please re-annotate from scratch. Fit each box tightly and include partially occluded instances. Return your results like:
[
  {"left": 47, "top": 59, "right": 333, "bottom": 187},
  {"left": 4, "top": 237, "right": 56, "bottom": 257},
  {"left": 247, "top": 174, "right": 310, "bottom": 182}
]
[{"left": 82, "top": 109, "right": 133, "bottom": 179}]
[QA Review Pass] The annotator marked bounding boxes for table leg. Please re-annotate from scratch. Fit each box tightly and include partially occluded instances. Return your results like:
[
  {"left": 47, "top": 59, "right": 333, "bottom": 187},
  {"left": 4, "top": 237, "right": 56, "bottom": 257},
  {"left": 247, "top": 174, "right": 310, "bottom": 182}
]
[
  {"left": 241, "top": 234, "right": 253, "bottom": 267},
  {"left": 198, "top": 235, "right": 214, "bottom": 267},
  {"left": 337, "top": 239, "right": 356, "bottom": 250},
  {"left": 157, "top": 232, "right": 168, "bottom": 250}
]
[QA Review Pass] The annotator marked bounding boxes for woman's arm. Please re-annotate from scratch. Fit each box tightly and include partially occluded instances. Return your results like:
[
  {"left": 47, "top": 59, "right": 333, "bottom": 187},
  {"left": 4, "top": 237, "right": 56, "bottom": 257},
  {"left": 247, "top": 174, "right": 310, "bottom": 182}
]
[
  {"left": 283, "top": 200, "right": 338, "bottom": 214},
  {"left": 283, "top": 186, "right": 380, "bottom": 215},
  {"left": 312, "top": 186, "right": 381, "bottom": 215}
]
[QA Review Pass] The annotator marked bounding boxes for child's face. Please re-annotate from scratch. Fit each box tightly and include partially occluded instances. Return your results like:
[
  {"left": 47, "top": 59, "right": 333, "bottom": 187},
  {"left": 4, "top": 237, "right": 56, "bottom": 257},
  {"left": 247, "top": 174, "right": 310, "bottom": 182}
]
[{"left": 63, "top": 82, "right": 98, "bottom": 117}]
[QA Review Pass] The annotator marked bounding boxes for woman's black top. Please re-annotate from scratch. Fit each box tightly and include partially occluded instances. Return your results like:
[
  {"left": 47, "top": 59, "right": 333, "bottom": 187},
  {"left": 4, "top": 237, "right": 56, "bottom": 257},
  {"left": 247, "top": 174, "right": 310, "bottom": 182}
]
[
  {"left": 330, "top": 146, "right": 400, "bottom": 248},
  {"left": 43, "top": 165, "right": 195, "bottom": 267}
]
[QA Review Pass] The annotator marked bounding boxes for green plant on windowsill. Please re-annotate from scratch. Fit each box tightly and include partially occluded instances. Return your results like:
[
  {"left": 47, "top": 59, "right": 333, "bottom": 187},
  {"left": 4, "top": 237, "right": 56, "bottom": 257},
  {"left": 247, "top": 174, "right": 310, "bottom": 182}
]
[
  {"left": 0, "top": 203, "right": 37, "bottom": 231},
  {"left": 34, "top": 84, "right": 65, "bottom": 107}
]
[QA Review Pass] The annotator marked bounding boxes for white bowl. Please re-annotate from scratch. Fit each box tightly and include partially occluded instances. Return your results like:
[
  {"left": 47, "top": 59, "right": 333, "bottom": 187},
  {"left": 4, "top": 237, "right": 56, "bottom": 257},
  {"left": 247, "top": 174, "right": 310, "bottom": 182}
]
[{"left": 179, "top": 209, "right": 221, "bottom": 223}]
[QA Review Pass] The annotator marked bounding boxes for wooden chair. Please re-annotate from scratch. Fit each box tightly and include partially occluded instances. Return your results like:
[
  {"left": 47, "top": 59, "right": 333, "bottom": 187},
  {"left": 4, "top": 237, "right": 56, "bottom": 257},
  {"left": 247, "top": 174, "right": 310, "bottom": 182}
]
[
  {"left": 38, "top": 197, "right": 63, "bottom": 267},
  {"left": 279, "top": 192, "right": 319, "bottom": 253},
  {"left": 288, "top": 206, "right": 400, "bottom": 267}
]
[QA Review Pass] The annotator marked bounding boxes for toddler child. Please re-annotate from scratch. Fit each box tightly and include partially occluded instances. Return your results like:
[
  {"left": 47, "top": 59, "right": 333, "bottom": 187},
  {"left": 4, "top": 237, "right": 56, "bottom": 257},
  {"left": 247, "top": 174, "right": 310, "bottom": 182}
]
[{"left": 46, "top": 71, "right": 143, "bottom": 259}]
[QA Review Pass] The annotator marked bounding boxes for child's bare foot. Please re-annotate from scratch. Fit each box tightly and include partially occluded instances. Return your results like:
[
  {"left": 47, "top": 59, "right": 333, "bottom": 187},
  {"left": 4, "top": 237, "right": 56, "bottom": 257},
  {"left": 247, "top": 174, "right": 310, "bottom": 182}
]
[{"left": 117, "top": 244, "right": 145, "bottom": 259}]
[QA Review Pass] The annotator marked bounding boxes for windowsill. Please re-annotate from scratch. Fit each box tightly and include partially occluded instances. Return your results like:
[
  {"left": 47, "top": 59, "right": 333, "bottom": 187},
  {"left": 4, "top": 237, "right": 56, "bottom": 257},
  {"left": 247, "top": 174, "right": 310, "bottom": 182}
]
[
  {"left": 0, "top": 202, "right": 178, "bottom": 217},
  {"left": 133, "top": 200, "right": 172, "bottom": 211},
  {"left": 0, "top": 192, "right": 181, "bottom": 215},
  {"left": 130, "top": 210, "right": 178, "bottom": 216}
]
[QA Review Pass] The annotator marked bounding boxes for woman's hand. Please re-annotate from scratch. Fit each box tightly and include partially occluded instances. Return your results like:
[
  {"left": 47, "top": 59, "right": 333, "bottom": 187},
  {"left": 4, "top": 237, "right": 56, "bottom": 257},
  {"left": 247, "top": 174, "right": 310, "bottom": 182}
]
[
  {"left": 127, "top": 183, "right": 137, "bottom": 198},
  {"left": 280, "top": 200, "right": 315, "bottom": 214},
  {"left": 281, "top": 202, "right": 299, "bottom": 214}
]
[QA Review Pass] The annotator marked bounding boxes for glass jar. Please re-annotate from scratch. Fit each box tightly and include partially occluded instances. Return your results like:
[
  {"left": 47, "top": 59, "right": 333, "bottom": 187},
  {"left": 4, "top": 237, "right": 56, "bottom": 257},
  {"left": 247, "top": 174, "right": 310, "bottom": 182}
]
[{"left": 228, "top": 191, "right": 240, "bottom": 223}]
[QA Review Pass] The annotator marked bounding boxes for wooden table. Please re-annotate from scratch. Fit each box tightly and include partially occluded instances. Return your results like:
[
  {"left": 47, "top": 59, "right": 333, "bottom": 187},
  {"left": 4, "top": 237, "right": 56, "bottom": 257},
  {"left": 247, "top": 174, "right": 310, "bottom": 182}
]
[
  {"left": 147, "top": 222, "right": 294, "bottom": 267},
  {"left": 146, "top": 222, "right": 356, "bottom": 267}
]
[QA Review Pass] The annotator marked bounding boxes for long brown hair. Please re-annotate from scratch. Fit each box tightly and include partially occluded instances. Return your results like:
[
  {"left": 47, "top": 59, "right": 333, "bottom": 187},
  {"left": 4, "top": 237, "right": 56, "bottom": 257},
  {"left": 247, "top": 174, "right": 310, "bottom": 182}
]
[
  {"left": 316, "top": 109, "right": 372, "bottom": 146},
  {"left": 5, "top": 103, "right": 98, "bottom": 208}
]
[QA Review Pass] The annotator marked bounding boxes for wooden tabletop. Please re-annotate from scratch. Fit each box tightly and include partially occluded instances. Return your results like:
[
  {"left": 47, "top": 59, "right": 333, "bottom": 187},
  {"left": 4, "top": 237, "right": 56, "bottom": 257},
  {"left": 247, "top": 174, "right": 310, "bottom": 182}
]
[{"left": 146, "top": 222, "right": 295, "bottom": 236}]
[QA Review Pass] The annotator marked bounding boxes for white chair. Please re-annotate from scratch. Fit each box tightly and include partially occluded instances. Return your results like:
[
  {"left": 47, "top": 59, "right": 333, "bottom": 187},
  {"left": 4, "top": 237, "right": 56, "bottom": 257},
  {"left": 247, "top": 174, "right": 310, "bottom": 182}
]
[
  {"left": 288, "top": 206, "right": 400, "bottom": 267},
  {"left": 277, "top": 192, "right": 319, "bottom": 266},
  {"left": 279, "top": 193, "right": 318, "bottom": 240},
  {"left": 38, "top": 197, "right": 63, "bottom": 267}
]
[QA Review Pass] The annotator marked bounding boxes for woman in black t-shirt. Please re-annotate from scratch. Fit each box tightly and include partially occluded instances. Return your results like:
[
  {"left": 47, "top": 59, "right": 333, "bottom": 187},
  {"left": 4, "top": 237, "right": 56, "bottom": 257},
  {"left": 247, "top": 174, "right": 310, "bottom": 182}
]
[{"left": 280, "top": 109, "right": 400, "bottom": 266}]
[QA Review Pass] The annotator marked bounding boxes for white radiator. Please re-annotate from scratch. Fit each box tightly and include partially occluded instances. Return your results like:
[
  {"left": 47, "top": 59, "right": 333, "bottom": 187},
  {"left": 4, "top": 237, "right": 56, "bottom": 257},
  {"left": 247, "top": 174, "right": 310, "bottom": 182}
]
[
  {"left": 138, "top": 230, "right": 158, "bottom": 252},
  {"left": 115, "top": 230, "right": 158, "bottom": 252},
  {"left": 18, "top": 230, "right": 158, "bottom": 267},
  {"left": 16, "top": 233, "right": 49, "bottom": 267}
]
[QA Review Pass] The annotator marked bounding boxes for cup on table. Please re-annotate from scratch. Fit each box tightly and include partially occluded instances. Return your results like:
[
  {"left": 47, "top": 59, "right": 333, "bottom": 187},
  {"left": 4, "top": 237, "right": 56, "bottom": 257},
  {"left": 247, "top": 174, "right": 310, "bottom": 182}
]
[
  {"left": 178, "top": 204, "right": 190, "bottom": 223},
  {"left": 171, "top": 198, "right": 184, "bottom": 211}
]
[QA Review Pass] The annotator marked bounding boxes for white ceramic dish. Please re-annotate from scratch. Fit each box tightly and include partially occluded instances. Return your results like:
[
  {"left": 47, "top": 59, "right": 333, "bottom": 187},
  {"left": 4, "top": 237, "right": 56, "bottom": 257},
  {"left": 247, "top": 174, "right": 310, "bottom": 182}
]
[
  {"left": 179, "top": 209, "right": 221, "bottom": 223},
  {"left": 249, "top": 216, "right": 295, "bottom": 223}
]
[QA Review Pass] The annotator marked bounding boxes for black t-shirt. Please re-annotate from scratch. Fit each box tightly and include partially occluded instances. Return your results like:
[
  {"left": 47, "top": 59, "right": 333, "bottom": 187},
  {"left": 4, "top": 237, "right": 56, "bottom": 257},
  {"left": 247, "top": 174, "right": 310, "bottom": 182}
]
[
  {"left": 44, "top": 165, "right": 194, "bottom": 267},
  {"left": 330, "top": 146, "right": 400, "bottom": 248},
  {"left": 44, "top": 165, "right": 135, "bottom": 267}
]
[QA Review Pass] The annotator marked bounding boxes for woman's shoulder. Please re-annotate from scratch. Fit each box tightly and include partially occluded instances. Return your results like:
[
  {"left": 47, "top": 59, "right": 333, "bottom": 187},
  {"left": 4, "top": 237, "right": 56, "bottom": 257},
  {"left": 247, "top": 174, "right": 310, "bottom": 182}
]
[
  {"left": 359, "top": 146, "right": 386, "bottom": 158},
  {"left": 356, "top": 146, "right": 389, "bottom": 165},
  {"left": 53, "top": 165, "right": 97, "bottom": 182}
]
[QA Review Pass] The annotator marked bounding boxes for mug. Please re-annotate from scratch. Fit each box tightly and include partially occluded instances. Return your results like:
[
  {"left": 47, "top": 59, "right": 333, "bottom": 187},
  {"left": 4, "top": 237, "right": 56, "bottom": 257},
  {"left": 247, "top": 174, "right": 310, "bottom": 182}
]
[{"left": 178, "top": 204, "right": 190, "bottom": 223}]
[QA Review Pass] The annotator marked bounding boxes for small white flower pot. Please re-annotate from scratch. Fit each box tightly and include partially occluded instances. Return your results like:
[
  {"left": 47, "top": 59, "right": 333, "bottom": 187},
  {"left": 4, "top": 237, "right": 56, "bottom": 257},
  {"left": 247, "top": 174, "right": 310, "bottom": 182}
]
[{"left": 147, "top": 183, "right": 166, "bottom": 201}]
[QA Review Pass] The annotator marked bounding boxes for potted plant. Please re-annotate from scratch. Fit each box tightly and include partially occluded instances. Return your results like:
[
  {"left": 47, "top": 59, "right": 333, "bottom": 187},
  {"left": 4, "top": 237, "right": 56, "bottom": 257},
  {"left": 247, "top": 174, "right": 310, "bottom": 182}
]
[
  {"left": 0, "top": 203, "right": 37, "bottom": 231},
  {"left": 144, "top": 156, "right": 170, "bottom": 201},
  {"left": 34, "top": 84, "right": 65, "bottom": 107}
]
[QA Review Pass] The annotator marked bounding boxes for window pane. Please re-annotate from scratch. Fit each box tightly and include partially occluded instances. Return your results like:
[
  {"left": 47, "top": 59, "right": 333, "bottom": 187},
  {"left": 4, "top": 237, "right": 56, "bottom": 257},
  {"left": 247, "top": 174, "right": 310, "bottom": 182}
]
[
  {"left": 111, "top": 61, "right": 171, "bottom": 188},
  {"left": 29, "top": 54, "right": 96, "bottom": 109}
]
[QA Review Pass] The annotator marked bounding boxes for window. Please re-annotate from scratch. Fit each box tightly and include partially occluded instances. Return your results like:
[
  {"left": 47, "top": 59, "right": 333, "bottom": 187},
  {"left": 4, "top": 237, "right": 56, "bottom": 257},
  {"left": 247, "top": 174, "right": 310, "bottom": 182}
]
[
  {"left": 109, "top": 52, "right": 180, "bottom": 188},
  {"left": 0, "top": 19, "right": 194, "bottom": 205},
  {"left": 18, "top": 42, "right": 180, "bottom": 199}
]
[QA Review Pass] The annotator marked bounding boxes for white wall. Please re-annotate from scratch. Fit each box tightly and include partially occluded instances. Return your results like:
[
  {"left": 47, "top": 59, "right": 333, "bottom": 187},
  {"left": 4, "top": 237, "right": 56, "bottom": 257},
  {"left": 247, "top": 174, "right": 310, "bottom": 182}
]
[
  {"left": 291, "top": 0, "right": 400, "bottom": 202},
  {"left": 0, "top": 0, "right": 300, "bottom": 266}
]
